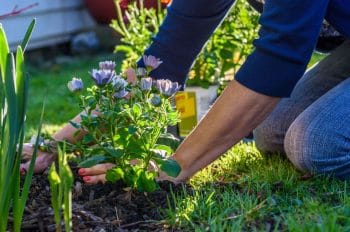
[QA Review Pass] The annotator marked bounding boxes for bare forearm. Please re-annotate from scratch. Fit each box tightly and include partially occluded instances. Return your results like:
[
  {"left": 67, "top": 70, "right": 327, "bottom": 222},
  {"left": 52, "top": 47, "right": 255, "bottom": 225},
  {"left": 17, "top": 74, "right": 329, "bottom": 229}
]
[
  {"left": 52, "top": 113, "right": 86, "bottom": 143},
  {"left": 172, "top": 80, "right": 280, "bottom": 181}
]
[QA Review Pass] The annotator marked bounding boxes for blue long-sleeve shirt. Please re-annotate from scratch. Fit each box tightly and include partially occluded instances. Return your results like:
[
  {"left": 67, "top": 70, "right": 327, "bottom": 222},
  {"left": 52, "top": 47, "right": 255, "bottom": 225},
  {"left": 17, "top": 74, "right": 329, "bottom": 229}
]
[{"left": 141, "top": 0, "right": 350, "bottom": 97}]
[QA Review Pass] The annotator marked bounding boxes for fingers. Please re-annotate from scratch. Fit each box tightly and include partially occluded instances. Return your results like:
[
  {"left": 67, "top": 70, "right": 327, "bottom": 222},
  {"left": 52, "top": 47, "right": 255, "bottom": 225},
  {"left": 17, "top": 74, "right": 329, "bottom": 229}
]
[
  {"left": 82, "top": 174, "right": 107, "bottom": 185},
  {"left": 21, "top": 143, "right": 34, "bottom": 160},
  {"left": 78, "top": 163, "right": 115, "bottom": 184},
  {"left": 78, "top": 163, "right": 115, "bottom": 176},
  {"left": 20, "top": 152, "right": 56, "bottom": 175}
]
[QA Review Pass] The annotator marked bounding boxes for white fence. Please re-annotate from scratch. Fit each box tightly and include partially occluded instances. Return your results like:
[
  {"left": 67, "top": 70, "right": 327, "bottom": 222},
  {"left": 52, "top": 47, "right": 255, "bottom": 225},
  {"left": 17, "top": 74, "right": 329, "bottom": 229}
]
[{"left": 0, "top": 0, "right": 96, "bottom": 50}]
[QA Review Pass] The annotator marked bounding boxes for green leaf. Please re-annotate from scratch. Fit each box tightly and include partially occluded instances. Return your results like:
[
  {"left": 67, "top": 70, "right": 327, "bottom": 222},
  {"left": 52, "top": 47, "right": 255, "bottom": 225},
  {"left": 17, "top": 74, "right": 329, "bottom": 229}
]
[
  {"left": 0, "top": 24, "right": 10, "bottom": 78},
  {"left": 48, "top": 164, "right": 61, "bottom": 230},
  {"left": 151, "top": 149, "right": 167, "bottom": 158},
  {"left": 78, "top": 155, "right": 107, "bottom": 168},
  {"left": 219, "top": 49, "right": 233, "bottom": 59},
  {"left": 69, "top": 120, "right": 81, "bottom": 129},
  {"left": 15, "top": 46, "right": 26, "bottom": 123},
  {"left": 20, "top": 19, "right": 36, "bottom": 52},
  {"left": 154, "top": 158, "right": 181, "bottom": 178},
  {"left": 166, "top": 111, "right": 180, "bottom": 125},
  {"left": 123, "top": 167, "right": 138, "bottom": 187},
  {"left": 114, "top": 45, "right": 134, "bottom": 54},
  {"left": 105, "top": 147, "right": 124, "bottom": 159},
  {"left": 132, "top": 103, "right": 142, "bottom": 118},
  {"left": 62, "top": 163, "right": 74, "bottom": 188},
  {"left": 154, "top": 144, "right": 173, "bottom": 154},
  {"left": 14, "top": 97, "right": 46, "bottom": 232},
  {"left": 136, "top": 170, "right": 157, "bottom": 192},
  {"left": 48, "top": 164, "right": 61, "bottom": 185},
  {"left": 128, "top": 125, "right": 137, "bottom": 134},
  {"left": 106, "top": 167, "right": 125, "bottom": 182},
  {"left": 82, "top": 134, "right": 94, "bottom": 144},
  {"left": 157, "top": 133, "right": 180, "bottom": 151}
]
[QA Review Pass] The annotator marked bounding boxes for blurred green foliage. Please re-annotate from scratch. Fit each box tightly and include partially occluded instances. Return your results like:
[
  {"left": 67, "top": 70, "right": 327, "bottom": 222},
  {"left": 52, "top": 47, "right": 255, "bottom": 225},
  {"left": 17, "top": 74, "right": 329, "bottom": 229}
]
[{"left": 188, "top": 0, "right": 260, "bottom": 88}]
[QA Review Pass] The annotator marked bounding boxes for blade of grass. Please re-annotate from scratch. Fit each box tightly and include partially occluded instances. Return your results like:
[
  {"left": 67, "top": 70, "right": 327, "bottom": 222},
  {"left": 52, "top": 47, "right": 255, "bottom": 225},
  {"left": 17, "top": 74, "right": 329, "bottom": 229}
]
[
  {"left": 0, "top": 54, "right": 18, "bottom": 232},
  {"left": 13, "top": 97, "right": 46, "bottom": 232},
  {"left": 0, "top": 24, "right": 9, "bottom": 79},
  {"left": 12, "top": 46, "right": 27, "bottom": 232},
  {"left": 20, "top": 19, "right": 36, "bottom": 52}
]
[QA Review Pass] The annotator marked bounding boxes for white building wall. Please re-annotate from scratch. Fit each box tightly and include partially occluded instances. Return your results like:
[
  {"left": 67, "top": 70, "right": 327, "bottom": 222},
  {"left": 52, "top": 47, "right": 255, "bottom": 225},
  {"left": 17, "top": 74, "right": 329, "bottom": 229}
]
[{"left": 0, "top": 0, "right": 96, "bottom": 50}]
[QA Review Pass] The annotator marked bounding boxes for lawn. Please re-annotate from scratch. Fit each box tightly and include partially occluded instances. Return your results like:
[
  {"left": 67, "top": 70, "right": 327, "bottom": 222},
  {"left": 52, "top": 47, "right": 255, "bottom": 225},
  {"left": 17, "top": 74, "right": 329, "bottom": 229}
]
[{"left": 25, "top": 52, "right": 350, "bottom": 231}]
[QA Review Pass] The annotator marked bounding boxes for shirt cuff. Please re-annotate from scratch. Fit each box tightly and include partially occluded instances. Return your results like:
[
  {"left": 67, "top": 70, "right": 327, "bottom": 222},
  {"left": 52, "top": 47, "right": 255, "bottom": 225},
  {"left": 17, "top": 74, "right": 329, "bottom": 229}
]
[{"left": 235, "top": 48, "right": 307, "bottom": 97}]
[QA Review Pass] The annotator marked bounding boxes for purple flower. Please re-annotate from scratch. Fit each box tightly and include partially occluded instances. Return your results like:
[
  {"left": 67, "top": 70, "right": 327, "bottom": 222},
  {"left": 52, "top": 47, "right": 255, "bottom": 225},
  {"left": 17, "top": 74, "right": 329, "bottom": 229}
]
[
  {"left": 143, "top": 55, "right": 163, "bottom": 70},
  {"left": 99, "top": 61, "right": 116, "bottom": 70},
  {"left": 112, "top": 76, "right": 128, "bottom": 92},
  {"left": 90, "top": 69, "right": 115, "bottom": 87},
  {"left": 114, "top": 89, "right": 129, "bottom": 99},
  {"left": 140, "top": 77, "right": 153, "bottom": 91},
  {"left": 155, "top": 79, "right": 181, "bottom": 96},
  {"left": 150, "top": 94, "right": 161, "bottom": 106},
  {"left": 67, "top": 77, "right": 84, "bottom": 92}
]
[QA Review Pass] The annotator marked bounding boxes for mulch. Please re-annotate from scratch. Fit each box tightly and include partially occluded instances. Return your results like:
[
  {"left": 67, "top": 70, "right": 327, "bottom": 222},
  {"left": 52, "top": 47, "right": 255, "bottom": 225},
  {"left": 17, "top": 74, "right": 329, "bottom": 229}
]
[{"left": 17, "top": 170, "right": 190, "bottom": 232}]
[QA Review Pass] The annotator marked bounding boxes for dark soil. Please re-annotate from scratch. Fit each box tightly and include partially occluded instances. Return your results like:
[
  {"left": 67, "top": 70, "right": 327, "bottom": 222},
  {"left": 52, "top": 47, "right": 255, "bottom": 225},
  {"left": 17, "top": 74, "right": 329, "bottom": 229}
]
[{"left": 19, "top": 170, "right": 191, "bottom": 232}]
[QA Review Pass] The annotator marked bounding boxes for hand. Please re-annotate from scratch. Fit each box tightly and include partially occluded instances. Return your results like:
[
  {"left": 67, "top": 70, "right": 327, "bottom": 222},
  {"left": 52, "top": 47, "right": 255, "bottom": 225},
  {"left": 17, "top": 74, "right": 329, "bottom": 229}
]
[
  {"left": 20, "top": 143, "right": 56, "bottom": 174},
  {"left": 78, "top": 163, "right": 116, "bottom": 184},
  {"left": 78, "top": 160, "right": 183, "bottom": 185}
]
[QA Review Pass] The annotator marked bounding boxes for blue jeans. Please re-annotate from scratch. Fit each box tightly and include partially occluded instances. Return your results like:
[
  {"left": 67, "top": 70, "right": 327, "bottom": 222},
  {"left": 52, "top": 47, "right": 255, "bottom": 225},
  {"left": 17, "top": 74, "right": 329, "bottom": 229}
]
[{"left": 254, "top": 40, "right": 350, "bottom": 179}]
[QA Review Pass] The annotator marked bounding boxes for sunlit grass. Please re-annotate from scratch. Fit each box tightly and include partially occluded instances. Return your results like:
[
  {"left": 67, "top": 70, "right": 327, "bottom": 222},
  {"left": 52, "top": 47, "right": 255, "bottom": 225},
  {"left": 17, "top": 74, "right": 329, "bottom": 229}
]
[{"left": 165, "top": 142, "right": 350, "bottom": 231}]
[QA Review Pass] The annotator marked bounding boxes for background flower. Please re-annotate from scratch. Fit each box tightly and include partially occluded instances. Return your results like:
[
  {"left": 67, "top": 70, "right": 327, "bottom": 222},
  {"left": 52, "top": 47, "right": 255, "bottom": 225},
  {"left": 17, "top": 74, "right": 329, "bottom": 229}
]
[
  {"left": 143, "top": 55, "right": 163, "bottom": 70},
  {"left": 99, "top": 61, "right": 116, "bottom": 70},
  {"left": 67, "top": 77, "right": 84, "bottom": 92},
  {"left": 90, "top": 69, "right": 115, "bottom": 87}
]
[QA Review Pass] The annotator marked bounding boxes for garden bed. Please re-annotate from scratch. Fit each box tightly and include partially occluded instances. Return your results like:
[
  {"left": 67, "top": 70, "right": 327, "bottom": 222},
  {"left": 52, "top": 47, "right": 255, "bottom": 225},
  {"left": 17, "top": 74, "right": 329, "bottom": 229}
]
[{"left": 21, "top": 171, "right": 189, "bottom": 231}]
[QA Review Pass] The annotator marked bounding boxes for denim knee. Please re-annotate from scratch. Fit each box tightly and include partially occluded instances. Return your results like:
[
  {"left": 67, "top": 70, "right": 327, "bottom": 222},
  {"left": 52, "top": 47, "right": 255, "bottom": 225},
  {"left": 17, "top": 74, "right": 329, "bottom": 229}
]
[
  {"left": 285, "top": 113, "right": 350, "bottom": 179},
  {"left": 254, "top": 117, "right": 285, "bottom": 153}
]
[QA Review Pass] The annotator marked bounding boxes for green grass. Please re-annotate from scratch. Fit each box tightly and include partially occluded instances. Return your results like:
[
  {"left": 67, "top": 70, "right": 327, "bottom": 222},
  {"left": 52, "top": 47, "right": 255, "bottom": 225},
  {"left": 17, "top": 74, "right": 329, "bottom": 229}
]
[
  {"left": 165, "top": 143, "right": 350, "bottom": 231},
  {"left": 25, "top": 52, "right": 350, "bottom": 231}
]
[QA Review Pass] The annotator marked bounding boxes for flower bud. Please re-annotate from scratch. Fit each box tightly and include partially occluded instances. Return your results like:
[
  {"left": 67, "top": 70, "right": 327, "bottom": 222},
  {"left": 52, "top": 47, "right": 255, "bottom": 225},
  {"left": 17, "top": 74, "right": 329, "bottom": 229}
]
[
  {"left": 112, "top": 76, "right": 128, "bottom": 92},
  {"left": 67, "top": 77, "right": 84, "bottom": 92},
  {"left": 140, "top": 77, "right": 153, "bottom": 91},
  {"left": 136, "top": 67, "right": 147, "bottom": 77},
  {"left": 114, "top": 89, "right": 129, "bottom": 99},
  {"left": 150, "top": 94, "right": 162, "bottom": 106},
  {"left": 143, "top": 55, "right": 163, "bottom": 70}
]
